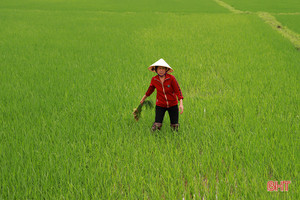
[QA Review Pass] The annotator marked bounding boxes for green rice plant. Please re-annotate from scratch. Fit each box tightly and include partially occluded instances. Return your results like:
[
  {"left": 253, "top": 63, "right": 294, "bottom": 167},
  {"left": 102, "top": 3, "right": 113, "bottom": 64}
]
[{"left": 133, "top": 100, "right": 154, "bottom": 121}]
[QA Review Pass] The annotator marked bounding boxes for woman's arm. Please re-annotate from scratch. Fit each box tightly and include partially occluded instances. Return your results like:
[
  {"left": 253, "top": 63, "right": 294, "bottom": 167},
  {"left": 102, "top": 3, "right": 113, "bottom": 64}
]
[
  {"left": 179, "top": 99, "right": 184, "bottom": 114},
  {"left": 141, "top": 78, "right": 155, "bottom": 104},
  {"left": 171, "top": 76, "right": 184, "bottom": 100},
  {"left": 171, "top": 76, "right": 184, "bottom": 114},
  {"left": 140, "top": 95, "right": 147, "bottom": 104}
]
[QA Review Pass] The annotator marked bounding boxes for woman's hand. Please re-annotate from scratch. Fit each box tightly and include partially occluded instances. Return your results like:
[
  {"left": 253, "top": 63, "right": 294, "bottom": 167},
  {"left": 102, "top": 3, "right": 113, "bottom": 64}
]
[
  {"left": 179, "top": 99, "right": 184, "bottom": 114},
  {"left": 140, "top": 95, "right": 147, "bottom": 104}
]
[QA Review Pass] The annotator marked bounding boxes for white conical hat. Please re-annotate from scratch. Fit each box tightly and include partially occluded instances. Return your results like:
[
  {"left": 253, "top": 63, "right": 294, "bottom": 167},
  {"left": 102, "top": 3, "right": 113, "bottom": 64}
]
[{"left": 148, "top": 58, "right": 174, "bottom": 73}]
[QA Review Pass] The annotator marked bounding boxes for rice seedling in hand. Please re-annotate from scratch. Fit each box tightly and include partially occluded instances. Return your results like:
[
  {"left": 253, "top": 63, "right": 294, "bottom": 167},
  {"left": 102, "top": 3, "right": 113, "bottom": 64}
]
[{"left": 133, "top": 100, "right": 153, "bottom": 121}]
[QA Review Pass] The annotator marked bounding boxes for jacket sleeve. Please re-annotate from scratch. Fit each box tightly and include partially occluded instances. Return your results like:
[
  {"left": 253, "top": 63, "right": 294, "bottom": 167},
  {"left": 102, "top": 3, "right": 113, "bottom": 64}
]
[
  {"left": 145, "top": 78, "right": 155, "bottom": 97},
  {"left": 171, "top": 76, "right": 184, "bottom": 100}
]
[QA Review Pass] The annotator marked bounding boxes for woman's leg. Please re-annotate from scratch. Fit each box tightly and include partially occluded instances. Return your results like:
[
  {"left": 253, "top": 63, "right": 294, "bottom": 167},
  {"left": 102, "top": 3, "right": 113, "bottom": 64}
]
[
  {"left": 155, "top": 106, "right": 167, "bottom": 123},
  {"left": 152, "top": 106, "right": 167, "bottom": 131},
  {"left": 168, "top": 105, "right": 179, "bottom": 131}
]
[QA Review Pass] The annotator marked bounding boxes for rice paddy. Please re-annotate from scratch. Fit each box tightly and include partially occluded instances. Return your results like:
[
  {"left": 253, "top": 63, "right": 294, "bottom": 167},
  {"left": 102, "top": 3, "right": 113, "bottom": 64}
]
[
  {"left": 276, "top": 15, "right": 300, "bottom": 34},
  {"left": 221, "top": 0, "right": 300, "bottom": 13},
  {"left": 0, "top": 0, "right": 299, "bottom": 199}
]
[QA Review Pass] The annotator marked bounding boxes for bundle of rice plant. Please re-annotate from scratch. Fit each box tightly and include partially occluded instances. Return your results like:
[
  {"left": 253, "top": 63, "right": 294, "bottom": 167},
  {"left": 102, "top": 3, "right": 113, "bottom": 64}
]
[{"left": 133, "top": 100, "right": 153, "bottom": 121}]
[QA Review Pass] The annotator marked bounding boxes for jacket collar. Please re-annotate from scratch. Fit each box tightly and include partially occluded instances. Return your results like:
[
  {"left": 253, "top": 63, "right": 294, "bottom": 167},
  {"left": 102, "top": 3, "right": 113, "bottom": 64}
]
[{"left": 154, "top": 73, "right": 171, "bottom": 81}]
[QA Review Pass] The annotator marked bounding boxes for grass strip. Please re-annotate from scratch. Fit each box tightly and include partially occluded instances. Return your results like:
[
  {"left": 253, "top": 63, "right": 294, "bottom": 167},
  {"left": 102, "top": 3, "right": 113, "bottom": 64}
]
[
  {"left": 275, "top": 12, "right": 300, "bottom": 15},
  {"left": 214, "top": 0, "right": 300, "bottom": 49},
  {"left": 258, "top": 12, "right": 300, "bottom": 49},
  {"left": 213, "top": 0, "right": 249, "bottom": 14}
]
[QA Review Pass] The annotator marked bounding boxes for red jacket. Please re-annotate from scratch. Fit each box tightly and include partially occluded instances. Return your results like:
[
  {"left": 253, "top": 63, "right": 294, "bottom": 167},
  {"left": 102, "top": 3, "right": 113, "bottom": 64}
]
[{"left": 145, "top": 74, "right": 184, "bottom": 108}]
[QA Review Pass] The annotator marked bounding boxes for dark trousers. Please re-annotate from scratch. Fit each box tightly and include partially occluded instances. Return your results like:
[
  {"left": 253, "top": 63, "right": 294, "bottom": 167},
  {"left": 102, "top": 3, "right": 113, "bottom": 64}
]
[{"left": 155, "top": 105, "right": 179, "bottom": 124}]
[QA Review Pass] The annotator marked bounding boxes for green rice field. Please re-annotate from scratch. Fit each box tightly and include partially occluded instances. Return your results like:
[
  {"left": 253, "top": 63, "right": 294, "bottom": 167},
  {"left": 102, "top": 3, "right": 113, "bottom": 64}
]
[
  {"left": 276, "top": 15, "right": 300, "bottom": 34},
  {"left": 222, "top": 0, "right": 300, "bottom": 13},
  {"left": 0, "top": 0, "right": 299, "bottom": 199}
]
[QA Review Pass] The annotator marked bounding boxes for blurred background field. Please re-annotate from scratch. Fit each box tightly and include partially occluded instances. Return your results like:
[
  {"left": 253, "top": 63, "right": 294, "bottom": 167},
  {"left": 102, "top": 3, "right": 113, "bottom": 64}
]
[
  {"left": 276, "top": 15, "right": 300, "bottom": 34},
  {"left": 0, "top": 0, "right": 228, "bottom": 13},
  {"left": 0, "top": 0, "right": 299, "bottom": 199},
  {"left": 222, "top": 0, "right": 300, "bottom": 13}
]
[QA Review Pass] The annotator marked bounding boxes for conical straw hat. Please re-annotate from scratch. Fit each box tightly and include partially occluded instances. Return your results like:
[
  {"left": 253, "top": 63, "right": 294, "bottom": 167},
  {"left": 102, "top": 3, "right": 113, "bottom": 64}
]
[{"left": 148, "top": 58, "right": 174, "bottom": 73}]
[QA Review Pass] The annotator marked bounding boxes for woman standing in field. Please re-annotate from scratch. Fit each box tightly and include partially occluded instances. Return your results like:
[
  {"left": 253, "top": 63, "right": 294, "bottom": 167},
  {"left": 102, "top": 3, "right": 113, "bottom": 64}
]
[{"left": 140, "top": 58, "right": 184, "bottom": 131}]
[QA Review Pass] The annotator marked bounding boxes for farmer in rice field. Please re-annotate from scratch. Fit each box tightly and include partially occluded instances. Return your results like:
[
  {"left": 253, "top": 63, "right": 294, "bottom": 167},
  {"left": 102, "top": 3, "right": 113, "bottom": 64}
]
[{"left": 140, "top": 58, "right": 184, "bottom": 131}]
